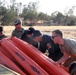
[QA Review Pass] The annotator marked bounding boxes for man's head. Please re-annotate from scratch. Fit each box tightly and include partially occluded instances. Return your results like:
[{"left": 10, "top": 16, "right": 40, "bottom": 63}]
[
  {"left": 28, "top": 27, "right": 35, "bottom": 33},
  {"left": 31, "top": 30, "right": 42, "bottom": 42},
  {"left": 20, "top": 29, "right": 35, "bottom": 39},
  {"left": 14, "top": 19, "right": 22, "bottom": 30},
  {"left": 14, "top": 19, "right": 22, "bottom": 25},
  {"left": 26, "top": 27, "right": 35, "bottom": 37},
  {"left": 52, "top": 30, "right": 63, "bottom": 44}
]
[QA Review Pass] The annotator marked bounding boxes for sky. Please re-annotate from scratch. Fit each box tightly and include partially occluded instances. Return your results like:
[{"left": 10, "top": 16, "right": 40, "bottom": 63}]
[{"left": 16, "top": 0, "right": 76, "bottom": 15}]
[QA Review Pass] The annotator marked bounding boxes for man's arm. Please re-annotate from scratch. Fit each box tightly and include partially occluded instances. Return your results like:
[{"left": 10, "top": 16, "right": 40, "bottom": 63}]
[{"left": 56, "top": 53, "right": 69, "bottom": 64}]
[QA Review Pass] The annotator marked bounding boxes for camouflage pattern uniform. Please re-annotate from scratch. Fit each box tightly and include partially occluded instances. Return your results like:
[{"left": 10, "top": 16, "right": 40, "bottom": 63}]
[{"left": 12, "top": 28, "right": 25, "bottom": 38}]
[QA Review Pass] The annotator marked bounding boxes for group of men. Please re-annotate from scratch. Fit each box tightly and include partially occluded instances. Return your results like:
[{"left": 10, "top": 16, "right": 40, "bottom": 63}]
[
  {"left": 0, "top": 18, "right": 76, "bottom": 75},
  {"left": 12, "top": 18, "right": 63, "bottom": 61}
]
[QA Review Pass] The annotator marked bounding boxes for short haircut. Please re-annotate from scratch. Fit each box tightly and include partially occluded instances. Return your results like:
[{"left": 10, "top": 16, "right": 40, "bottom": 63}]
[
  {"left": 28, "top": 27, "right": 35, "bottom": 33},
  {"left": 52, "top": 30, "right": 63, "bottom": 37}
]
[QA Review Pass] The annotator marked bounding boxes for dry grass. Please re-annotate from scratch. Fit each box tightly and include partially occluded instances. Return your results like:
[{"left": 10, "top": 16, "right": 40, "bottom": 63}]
[{"left": 4, "top": 26, "right": 76, "bottom": 39}]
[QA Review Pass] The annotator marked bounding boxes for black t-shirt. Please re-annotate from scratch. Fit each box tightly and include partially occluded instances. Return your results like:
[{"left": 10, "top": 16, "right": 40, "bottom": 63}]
[
  {"left": 39, "top": 35, "right": 55, "bottom": 53},
  {"left": 39, "top": 35, "right": 63, "bottom": 61}
]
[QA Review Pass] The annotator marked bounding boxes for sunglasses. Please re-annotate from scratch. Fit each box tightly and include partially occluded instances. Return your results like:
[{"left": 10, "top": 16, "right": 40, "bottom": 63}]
[{"left": 51, "top": 35, "right": 58, "bottom": 39}]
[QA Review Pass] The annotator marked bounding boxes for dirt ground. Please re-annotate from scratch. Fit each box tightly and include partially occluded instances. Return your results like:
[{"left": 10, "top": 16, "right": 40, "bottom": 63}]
[{"left": 4, "top": 26, "right": 76, "bottom": 39}]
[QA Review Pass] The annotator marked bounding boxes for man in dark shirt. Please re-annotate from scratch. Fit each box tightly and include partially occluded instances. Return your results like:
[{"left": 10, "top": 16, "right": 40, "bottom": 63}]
[
  {"left": 20, "top": 27, "right": 38, "bottom": 48},
  {"left": 12, "top": 18, "right": 25, "bottom": 38},
  {"left": 31, "top": 30, "right": 63, "bottom": 61}
]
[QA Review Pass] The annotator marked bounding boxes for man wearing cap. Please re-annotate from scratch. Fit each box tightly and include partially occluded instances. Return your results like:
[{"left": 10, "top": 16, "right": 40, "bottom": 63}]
[
  {"left": 31, "top": 30, "right": 63, "bottom": 61},
  {"left": 20, "top": 27, "right": 38, "bottom": 48},
  {"left": 12, "top": 19, "right": 25, "bottom": 38},
  {"left": 0, "top": 25, "right": 7, "bottom": 40}
]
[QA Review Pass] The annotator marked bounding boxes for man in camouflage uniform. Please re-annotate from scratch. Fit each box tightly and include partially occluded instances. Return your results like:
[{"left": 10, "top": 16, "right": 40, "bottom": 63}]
[{"left": 12, "top": 19, "right": 25, "bottom": 38}]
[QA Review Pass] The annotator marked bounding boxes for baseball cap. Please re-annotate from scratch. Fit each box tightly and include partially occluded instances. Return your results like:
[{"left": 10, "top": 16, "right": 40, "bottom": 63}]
[
  {"left": 26, "top": 27, "right": 35, "bottom": 34},
  {"left": 28, "top": 27, "right": 35, "bottom": 32},
  {"left": 31, "top": 30, "right": 42, "bottom": 39},
  {"left": 14, "top": 19, "right": 21, "bottom": 26}
]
